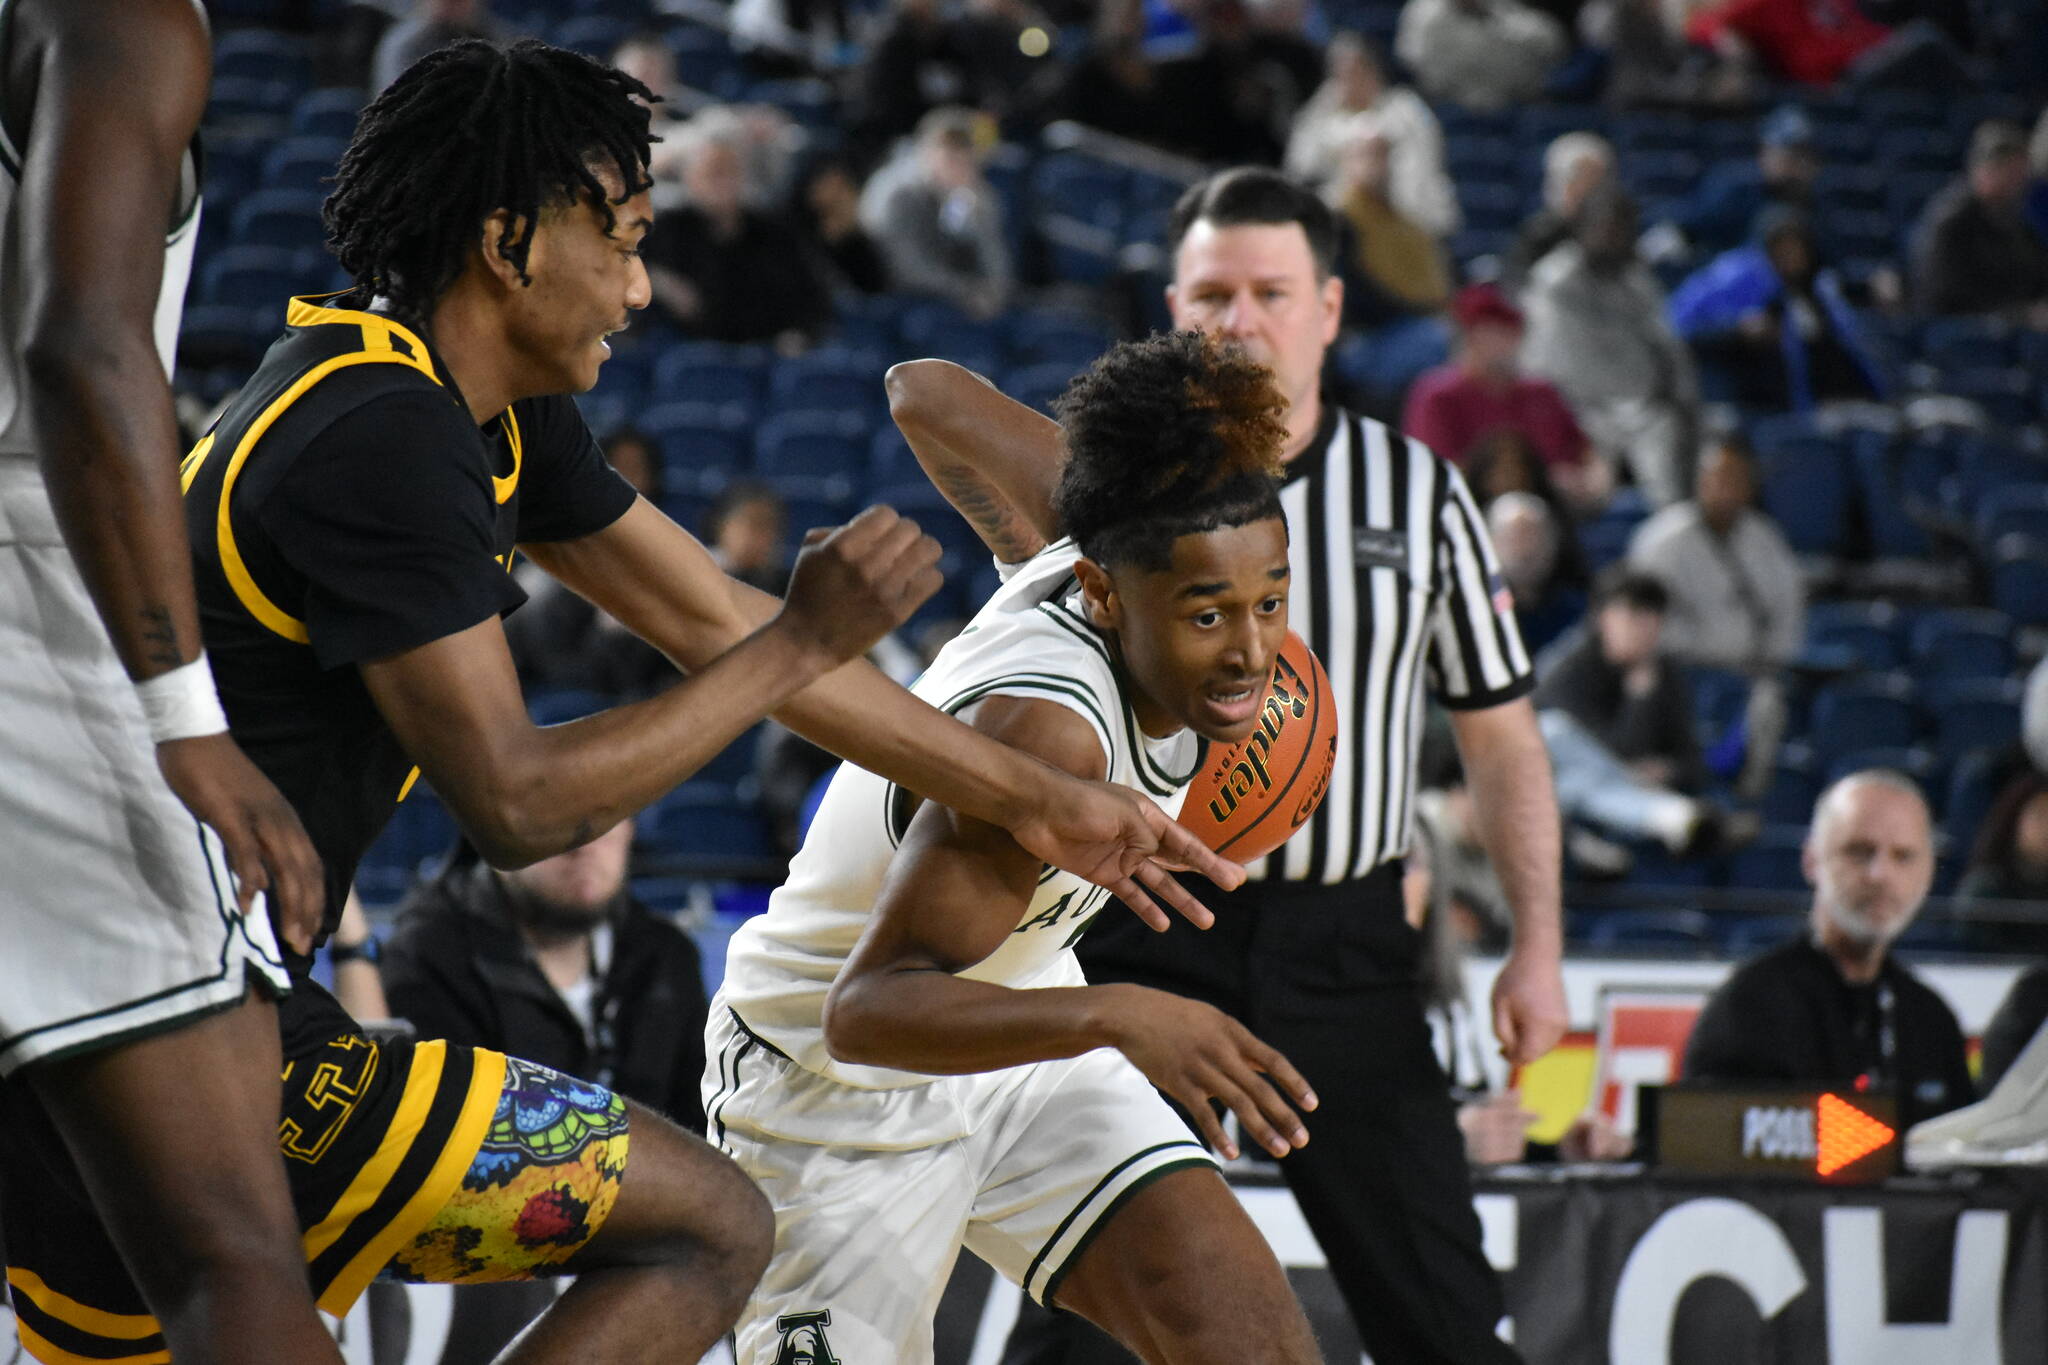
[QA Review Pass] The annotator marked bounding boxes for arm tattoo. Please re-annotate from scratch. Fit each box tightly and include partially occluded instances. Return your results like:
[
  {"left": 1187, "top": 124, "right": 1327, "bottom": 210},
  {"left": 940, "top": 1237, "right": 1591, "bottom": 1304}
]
[
  {"left": 138, "top": 604, "right": 184, "bottom": 671},
  {"left": 930, "top": 465, "right": 1043, "bottom": 564}
]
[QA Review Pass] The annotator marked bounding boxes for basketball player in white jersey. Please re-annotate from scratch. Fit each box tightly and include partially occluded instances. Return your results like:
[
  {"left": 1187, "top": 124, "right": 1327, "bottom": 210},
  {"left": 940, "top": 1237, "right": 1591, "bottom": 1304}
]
[
  {"left": 709, "top": 333, "right": 1321, "bottom": 1365},
  {"left": 0, "top": 2, "right": 335, "bottom": 1359}
]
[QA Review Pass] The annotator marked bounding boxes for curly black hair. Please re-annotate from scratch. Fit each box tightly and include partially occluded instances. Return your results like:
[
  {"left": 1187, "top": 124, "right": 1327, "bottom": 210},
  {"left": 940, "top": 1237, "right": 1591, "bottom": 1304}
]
[
  {"left": 323, "top": 39, "right": 655, "bottom": 319},
  {"left": 1052, "top": 330, "right": 1288, "bottom": 571}
]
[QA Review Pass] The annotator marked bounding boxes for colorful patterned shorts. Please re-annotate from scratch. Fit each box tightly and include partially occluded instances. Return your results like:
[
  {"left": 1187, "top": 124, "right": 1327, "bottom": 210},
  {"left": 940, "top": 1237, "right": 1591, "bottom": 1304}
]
[{"left": 386, "top": 1054, "right": 631, "bottom": 1283}]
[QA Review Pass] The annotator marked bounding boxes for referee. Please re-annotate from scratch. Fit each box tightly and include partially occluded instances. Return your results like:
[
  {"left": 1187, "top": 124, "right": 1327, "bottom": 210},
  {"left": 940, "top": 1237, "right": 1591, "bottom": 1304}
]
[{"left": 1010, "top": 169, "right": 1568, "bottom": 1363}]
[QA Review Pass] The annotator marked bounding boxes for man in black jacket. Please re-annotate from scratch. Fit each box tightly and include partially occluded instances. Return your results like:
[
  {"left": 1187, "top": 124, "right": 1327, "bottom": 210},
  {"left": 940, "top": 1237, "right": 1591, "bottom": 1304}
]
[
  {"left": 1684, "top": 770, "right": 1973, "bottom": 1129},
  {"left": 381, "top": 818, "right": 709, "bottom": 1129}
]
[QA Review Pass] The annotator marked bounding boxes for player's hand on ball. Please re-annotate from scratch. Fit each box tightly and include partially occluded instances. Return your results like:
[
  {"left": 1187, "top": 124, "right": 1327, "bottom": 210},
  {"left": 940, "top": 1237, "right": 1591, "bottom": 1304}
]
[
  {"left": 1103, "top": 984, "right": 1317, "bottom": 1161},
  {"left": 779, "top": 506, "right": 944, "bottom": 664},
  {"left": 156, "top": 732, "right": 325, "bottom": 954}
]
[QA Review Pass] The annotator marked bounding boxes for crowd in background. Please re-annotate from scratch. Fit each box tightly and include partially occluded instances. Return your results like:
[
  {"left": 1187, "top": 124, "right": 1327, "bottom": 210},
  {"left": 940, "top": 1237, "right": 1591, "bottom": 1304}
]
[{"left": 182, "top": 0, "right": 2048, "bottom": 971}]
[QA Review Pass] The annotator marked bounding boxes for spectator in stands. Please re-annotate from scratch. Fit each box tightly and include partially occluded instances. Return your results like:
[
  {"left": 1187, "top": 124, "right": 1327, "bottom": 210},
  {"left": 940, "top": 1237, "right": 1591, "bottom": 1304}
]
[
  {"left": 1329, "top": 114, "right": 1452, "bottom": 324},
  {"left": 732, "top": 0, "right": 851, "bottom": 71},
  {"left": 1286, "top": 33, "right": 1458, "bottom": 238},
  {"left": 645, "top": 111, "right": 832, "bottom": 347},
  {"left": 1535, "top": 569, "right": 1718, "bottom": 859},
  {"left": 1153, "top": 0, "right": 1316, "bottom": 166},
  {"left": 2027, "top": 108, "right": 2048, "bottom": 246},
  {"left": 1505, "top": 130, "right": 1614, "bottom": 288},
  {"left": 1032, "top": 0, "right": 1174, "bottom": 147},
  {"left": 1395, "top": 0, "right": 1569, "bottom": 113},
  {"left": 1627, "top": 434, "right": 1802, "bottom": 673},
  {"left": 1683, "top": 770, "right": 1974, "bottom": 1129},
  {"left": 611, "top": 30, "right": 683, "bottom": 107},
  {"left": 1584, "top": 0, "right": 1755, "bottom": 111},
  {"left": 1682, "top": 0, "right": 1889, "bottom": 86},
  {"left": 381, "top": 820, "right": 710, "bottom": 1124},
  {"left": 1659, "top": 105, "right": 1822, "bottom": 265},
  {"left": 1406, "top": 283, "right": 1609, "bottom": 511},
  {"left": 1523, "top": 182, "right": 1700, "bottom": 507},
  {"left": 1670, "top": 207, "right": 1889, "bottom": 411},
  {"left": 2028, "top": 654, "right": 2048, "bottom": 775},
  {"left": 794, "top": 156, "right": 890, "bottom": 296},
  {"left": 849, "top": 0, "right": 975, "bottom": 165},
  {"left": 1958, "top": 774, "right": 2048, "bottom": 906},
  {"left": 1912, "top": 119, "right": 2048, "bottom": 323},
  {"left": 1490, "top": 491, "right": 1588, "bottom": 656},
  {"left": 859, "top": 106, "right": 1013, "bottom": 320},
  {"left": 370, "top": 0, "right": 505, "bottom": 91},
  {"left": 704, "top": 480, "right": 791, "bottom": 598}
]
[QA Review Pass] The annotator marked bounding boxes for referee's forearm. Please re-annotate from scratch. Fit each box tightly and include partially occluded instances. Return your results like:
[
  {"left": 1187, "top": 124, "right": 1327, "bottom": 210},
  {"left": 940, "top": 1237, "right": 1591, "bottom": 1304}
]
[{"left": 1452, "top": 701, "right": 1563, "bottom": 952}]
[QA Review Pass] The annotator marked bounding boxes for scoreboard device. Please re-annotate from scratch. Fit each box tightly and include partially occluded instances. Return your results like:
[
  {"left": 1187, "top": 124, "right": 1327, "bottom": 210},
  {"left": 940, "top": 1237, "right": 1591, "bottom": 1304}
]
[{"left": 1642, "top": 1086, "right": 1903, "bottom": 1184}]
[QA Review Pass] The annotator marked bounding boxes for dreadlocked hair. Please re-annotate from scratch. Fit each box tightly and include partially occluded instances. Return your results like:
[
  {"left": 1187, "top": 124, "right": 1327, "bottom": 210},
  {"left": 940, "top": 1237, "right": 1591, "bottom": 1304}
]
[
  {"left": 1051, "top": 330, "right": 1288, "bottom": 572},
  {"left": 323, "top": 39, "right": 655, "bottom": 318}
]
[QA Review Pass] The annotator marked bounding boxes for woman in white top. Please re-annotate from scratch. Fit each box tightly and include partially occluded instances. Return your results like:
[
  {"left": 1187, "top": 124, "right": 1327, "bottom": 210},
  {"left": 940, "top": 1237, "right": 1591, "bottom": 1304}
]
[{"left": 1285, "top": 32, "right": 1461, "bottom": 238}]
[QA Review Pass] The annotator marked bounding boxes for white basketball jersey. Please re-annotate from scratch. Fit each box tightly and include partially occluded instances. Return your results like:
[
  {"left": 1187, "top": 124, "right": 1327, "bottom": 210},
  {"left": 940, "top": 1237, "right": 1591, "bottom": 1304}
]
[
  {"left": 721, "top": 539, "right": 1201, "bottom": 1090},
  {"left": 0, "top": 19, "right": 199, "bottom": 460}
]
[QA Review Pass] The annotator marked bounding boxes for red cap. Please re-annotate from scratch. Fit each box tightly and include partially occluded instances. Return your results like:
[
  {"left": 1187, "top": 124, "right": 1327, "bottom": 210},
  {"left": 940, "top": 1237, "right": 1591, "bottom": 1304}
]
[{"left": 1453, "top": 282, "right": 1523, "bottom": 332}]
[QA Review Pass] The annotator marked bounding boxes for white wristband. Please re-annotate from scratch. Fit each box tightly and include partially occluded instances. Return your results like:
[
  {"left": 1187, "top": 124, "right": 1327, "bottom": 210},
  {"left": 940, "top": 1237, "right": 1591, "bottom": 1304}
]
[{"left": 135, "top": 653, "right": 230, "bottom": 744}]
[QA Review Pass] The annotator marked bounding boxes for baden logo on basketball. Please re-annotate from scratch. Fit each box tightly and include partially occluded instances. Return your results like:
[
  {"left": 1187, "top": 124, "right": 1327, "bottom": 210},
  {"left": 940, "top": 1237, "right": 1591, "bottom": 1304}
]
[{"left": 1181, "top": 631, "right": 1337, "bottom": 862}]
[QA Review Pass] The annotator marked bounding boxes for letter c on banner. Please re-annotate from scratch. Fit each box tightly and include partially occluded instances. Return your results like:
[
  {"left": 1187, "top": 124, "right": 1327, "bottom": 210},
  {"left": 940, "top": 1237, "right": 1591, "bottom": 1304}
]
[{"left": 1609, "top": 1198, "right": 1807, "bottom": 1364}]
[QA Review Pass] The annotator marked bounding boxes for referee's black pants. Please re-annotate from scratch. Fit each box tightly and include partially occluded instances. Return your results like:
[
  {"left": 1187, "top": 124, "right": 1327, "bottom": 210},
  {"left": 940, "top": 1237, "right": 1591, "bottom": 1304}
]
[{"left": 1005, "top": 867, "right": 1519, "bottom": 1365}]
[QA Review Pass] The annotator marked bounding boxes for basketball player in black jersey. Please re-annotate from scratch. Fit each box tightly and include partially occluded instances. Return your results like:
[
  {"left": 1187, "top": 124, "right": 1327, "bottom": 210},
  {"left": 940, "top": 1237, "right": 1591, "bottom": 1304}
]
[{"left": 1, "top": 37, "right": 1245, "bottom": 1365}]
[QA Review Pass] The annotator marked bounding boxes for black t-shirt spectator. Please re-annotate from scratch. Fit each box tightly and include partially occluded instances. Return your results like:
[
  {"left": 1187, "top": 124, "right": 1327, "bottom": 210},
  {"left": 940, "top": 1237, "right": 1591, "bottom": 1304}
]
[
  {"left": 645, "top": 204, "right": 832, "bottom": 344},
  {"left": 1532, "top": 629, "right": 1707, "bottom": 791},
  {"left": 382, "top": 860, "right": 710, "bottom": 1129},
  {"left": 1684, "top": 938, "right": 1974, "bottom": 1129},
  {"left": 1912, "top": 178, "right": 2048, "bottom": 316}
]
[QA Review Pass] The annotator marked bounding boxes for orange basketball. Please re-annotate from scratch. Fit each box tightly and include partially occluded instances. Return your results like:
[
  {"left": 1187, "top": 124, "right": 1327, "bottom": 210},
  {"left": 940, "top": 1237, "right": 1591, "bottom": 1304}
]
[{"left": 1180, "top": 632, "right": 1337, "bottom": 862}]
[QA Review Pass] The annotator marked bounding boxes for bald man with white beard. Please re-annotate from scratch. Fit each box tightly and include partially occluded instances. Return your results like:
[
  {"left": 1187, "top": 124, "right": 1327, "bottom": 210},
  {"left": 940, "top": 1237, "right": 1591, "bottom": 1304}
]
[{"left": 1683, "top": 770, "right": 1974, "bottom": 1128}]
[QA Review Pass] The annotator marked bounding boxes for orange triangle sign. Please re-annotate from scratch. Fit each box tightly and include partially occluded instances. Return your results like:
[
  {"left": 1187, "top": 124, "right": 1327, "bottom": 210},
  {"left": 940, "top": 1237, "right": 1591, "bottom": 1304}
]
[{"left": 1817, "top": 1092, "right": 1896, "bottom": 1176}]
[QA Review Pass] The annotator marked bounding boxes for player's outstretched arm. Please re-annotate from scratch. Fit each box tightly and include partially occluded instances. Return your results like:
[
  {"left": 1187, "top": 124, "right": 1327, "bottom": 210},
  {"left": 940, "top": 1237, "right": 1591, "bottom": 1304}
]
[
  {"left": 524, "top": 499, "right": 1244, "bottom": 926},
  {"left": 362, "top": 506, "right": 941, "bottom": 867},
  {"left": 19, "top": 0, "right": 322, "bottom": 946},
  {"left": 824, "top": 696, "right": 1312, "bottom": 1161},
  {"left": 885, "top": 358, "right": 1058, "bottom": 564}
]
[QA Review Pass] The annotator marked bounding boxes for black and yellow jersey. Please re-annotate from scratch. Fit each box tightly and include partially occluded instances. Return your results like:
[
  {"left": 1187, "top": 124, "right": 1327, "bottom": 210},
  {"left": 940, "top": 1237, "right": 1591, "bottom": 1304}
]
[{"left": 180, "top": 294, "right": 635, "bottom": 992}]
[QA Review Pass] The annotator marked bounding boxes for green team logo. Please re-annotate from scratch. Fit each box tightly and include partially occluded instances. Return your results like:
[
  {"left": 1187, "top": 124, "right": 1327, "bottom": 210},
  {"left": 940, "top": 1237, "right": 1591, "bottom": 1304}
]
[{"left": 773, "top": 1310, "right": 840, "bottom": 1365}]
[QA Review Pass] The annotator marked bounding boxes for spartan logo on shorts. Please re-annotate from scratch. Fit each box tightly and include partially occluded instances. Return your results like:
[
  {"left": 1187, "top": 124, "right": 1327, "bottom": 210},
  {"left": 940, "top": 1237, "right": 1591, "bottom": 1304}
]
[{"left": 773, "top": 1310, "right": 840, "bottom": 1365}]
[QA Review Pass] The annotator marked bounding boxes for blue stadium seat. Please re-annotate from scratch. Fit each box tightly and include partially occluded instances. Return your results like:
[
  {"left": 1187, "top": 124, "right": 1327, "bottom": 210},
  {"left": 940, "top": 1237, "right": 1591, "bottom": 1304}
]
[
  {"left": 1685, "top": 666, "right": 1750, "bottom": 747},
  {"left": 1031, "top": 154, "right": 1126, "bottom": 235},
  {"left": 1804, "top": 600, "right": 1903, "bottom": 672},
  {"left": 755, "top": 412, "right": 870, "bottom": 482},
  {"left": 1921, "top": 315, "right": 2016, "bottom": 372},
  {"left": 1807, "top": 674, "right": 1920, "bottom": 760},
  {"left": 214, "top": 29, "right": 313, "bottom": 87},
  {"left": 1976, "top": 484, "right": 2048, "bottom": 546},
  {"left": 290, "top": 87, "right": 364, "bottom": 141},
  {"left": 898, "top": 302, "right": 1004, "bottom": 368},
  {"left": 230, "top": 190, "right": 328, "bottom": 255},
  {"left": 205, "top": 76, "right": 296, "bottom": 124},
  {"left": 870, "top": 479, "right": 985, "bottom": 563},
  {"left": 199, "top": 245, "right": 309, "bottom": 310},
  {"left": 639, "top": 401, "right": 753, "bottom": 476},
  {"left": 355, "top": 785, "right": 460, "bottom": 905},
  {"left": 1619, "top": 150, "right": 1702, "bottom": 199},
  {"left": 1585, "top": 908, "right": 1717, "bottom": 953},
  {"left": 1578, "top": 487, "right": 1651, "bottom": 571},
  {"left": 1930, "top": 679, "right": 2023, "bottom": 757},
  {"left": 869, "top": 428, "right": 920, "bottom": 487},
  {"left": 1003, "top": 362, "right": 1082, "bottom": 417},
  {"left": 1458, "top": 182, "right": 1525, "bottom": 233},
  {"left": 1007, "top": 311, "right": 1114, "bottom": 370},
  {"left": 667, "top": 25, "right": 741, "bottom": 94},
  {"left": 551, "top": 15, "right": 633, "bottom": 57},
  {"left": 769, "top": 349, "right": 888, "bottom": 417},
  {"left": 1946, "top": 436, "right": 2048, "bottom": 518},
  {"left": 1990, "top": 536, "right": 2048, "bottom": 625},
  {"left": 526, "top": 689, "right": 608, "bottom": 726},
  {"left": 260, "top": 138, "right": 345, "bottom": 198},
  {"left": 1878, "top": 126, "right": 1961, "bottom": 175},
  {"left": 1723, "top": 913, "right": 1803, "bottom": 957},
  {"left": 1446, "top": 136, "right": 1518, "bottom": 185},
  {"left": 1852, "top": 435, "right": 1941, "bottom": 558},
  {"left": 1909, "top": 608, "right": 2015, "bottom": 683},
  {"left": 653, "top": 347, "right": 770, "bottom": 413},
  {"left": 640, "top": 782, "right": 777, "bottom": 865},
  {"left": 1726, "top": 825, "right": 1810, "bottom": 893},
  {"left": 1887, "top": 170, "right": 1950, "bottom": 227},
  {"left": 765, "top": 474, "right": 858, "bottom": 537},
  {"left": 1761, "top": 749, "right": 1822, "bottom": 824},
  {"left": 1944, "top": 747, "right": 2009, "bottom": 848},
  {"left": 744, "top": 77, "right": 836, "bottom": 129},
  {"left": 1941, "top": 366, "right": 2037, "bottom": 428},
  {"left": 1752, "top": 427, "right": 1852, "bottom": 556},
  {"left": 1822, "top": 746, "right": 1941, "bottom": 798}
]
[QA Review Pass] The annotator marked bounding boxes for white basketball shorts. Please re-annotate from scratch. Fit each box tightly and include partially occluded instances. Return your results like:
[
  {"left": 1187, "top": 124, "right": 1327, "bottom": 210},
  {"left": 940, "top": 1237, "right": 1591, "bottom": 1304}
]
[
  {"left": 704, "top": 1002, "right": 1216, "bottom": 1365},
  {"left": 0, "top": 462, "right": 288, "bottom": 1075}
]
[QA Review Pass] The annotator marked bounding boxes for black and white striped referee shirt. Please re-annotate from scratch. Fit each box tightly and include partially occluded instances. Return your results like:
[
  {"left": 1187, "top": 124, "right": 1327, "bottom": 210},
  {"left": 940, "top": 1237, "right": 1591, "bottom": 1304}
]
[{"left": 1252, "top": 404, "right": 1535, "bottom": 887}]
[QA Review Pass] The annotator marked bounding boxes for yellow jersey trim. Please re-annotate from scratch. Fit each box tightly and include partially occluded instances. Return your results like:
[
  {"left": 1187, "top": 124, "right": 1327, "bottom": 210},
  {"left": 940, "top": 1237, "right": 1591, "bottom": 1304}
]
[
  {"left": 4, "top": 1269, "right": 159, "bottom": 1340},
  {"left": 12, "top": 1317, "right": 168, "bottom": 1365},
  {"left": 309, "top": 1044, "right": 507, "bottom": 1319},
  {"left": 495, "top": 406, "right": 521, "bottom": 505}
]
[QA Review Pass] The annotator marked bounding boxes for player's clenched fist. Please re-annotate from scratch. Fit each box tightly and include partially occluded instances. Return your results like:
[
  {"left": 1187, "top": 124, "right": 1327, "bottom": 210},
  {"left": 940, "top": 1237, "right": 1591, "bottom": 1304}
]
[
  {"left": 1098, "top": 983, "right": 1318, "bottom": 1161},
  {"left": 777, "top": 505, "right": 944, "bottom": 664}
]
